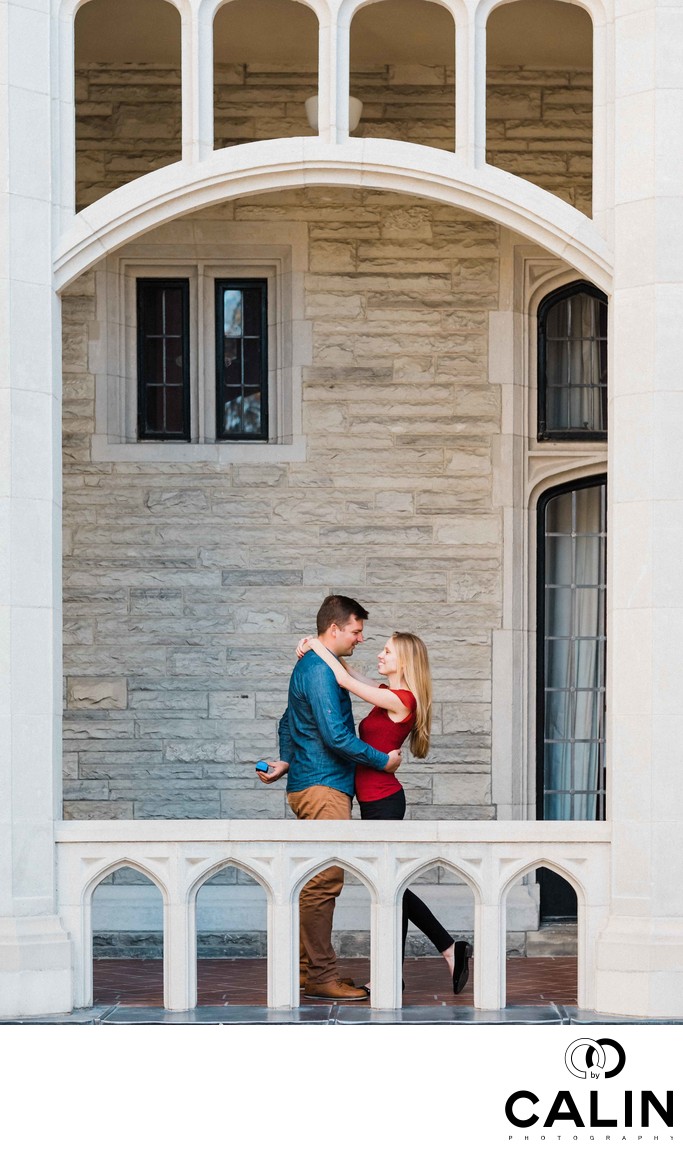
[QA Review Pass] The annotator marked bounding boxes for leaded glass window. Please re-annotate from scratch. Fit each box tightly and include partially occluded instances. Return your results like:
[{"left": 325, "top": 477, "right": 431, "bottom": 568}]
[
  {"left": 538, "top": 283, "right": 608, "bottom": 440},
  {"left": 216, "top": 280, "right": 268, "bottom": 441},
  {"left": 537, "top": 478, "right": 607, "bottom": 820},
  {"left": 136, "top": 279, "right": 190, "bottom": 440}
]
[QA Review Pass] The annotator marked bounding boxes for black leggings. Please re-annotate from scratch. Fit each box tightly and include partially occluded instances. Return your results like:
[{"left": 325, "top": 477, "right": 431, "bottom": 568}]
[{"left": 358, "top": 789, "right": 454, "bottom": 961}]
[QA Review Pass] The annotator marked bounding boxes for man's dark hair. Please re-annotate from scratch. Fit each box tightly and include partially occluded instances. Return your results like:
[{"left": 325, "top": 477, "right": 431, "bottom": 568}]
[{"left": 316, "top": 594, "right": 368, "bottom": 634}]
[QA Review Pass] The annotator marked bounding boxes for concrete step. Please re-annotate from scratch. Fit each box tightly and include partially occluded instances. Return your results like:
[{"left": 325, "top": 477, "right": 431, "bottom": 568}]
[{"left": 525, "top": 922, "right": 577, "bottom": 956}]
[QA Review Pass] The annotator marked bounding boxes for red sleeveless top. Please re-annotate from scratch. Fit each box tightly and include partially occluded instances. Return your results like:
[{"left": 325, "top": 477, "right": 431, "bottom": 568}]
[{"left": 355, "top": 686, "right": 416, "bottom": 802}]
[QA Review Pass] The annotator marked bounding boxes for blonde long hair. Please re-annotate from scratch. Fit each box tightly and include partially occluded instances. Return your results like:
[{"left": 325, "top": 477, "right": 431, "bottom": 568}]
[{"left": 392, "top": 632, "right": 432, "bottom": 759}]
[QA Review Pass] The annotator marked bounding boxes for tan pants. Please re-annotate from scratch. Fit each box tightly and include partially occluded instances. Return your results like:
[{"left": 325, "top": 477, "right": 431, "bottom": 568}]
[{"left": 287, "top": 785, "right": 352, "bottom": 985}]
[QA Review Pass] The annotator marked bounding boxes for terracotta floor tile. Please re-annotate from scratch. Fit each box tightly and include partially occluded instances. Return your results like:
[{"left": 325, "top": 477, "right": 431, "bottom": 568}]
[{"left": 93, "top": 955, "right": 577, "bottom": 1009}]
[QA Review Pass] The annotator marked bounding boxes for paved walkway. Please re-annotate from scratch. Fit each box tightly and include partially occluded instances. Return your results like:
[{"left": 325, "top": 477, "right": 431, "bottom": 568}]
[
  {"left": 3, "top": 957, "right": 678, "bottom": 1023},
  {"left": 93, "top": 954, "right": 578, "bottom": 1008}
]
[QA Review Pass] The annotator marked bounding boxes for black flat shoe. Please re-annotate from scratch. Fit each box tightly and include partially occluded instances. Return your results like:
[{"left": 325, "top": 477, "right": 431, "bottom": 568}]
[{"left": 452, "top": 941, "right": 472, "bottom": 995}]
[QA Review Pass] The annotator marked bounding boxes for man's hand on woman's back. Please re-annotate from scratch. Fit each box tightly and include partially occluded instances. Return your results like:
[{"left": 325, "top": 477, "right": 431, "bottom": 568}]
[{"left": 385, "top": 749, "right": 402, "bottom": 774}]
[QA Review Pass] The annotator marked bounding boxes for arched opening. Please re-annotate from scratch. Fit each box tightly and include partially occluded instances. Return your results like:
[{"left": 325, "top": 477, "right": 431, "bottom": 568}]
[
  {"left": 195, "top": 864, "right": 268, "bottom": 1006},
  {"left": 504, "top": 864, "right": 578, "bottom": 1007},
  {"left": 61, "top": 187, "right": 500, "bottom": 826},
  {"left": 91, "top": 865, "right": 165, "bottom": 1005},
  {"left": 74, "top": 0, "right": 182, "bottom": 210},
  {"left": 213, "top": 0, "right": 319, "bottom": 150},
  {"left": 486, "top": 0, "right": 593, "bottom": 214},
  {"left": 295, "top": 859, "right": 372, "bottom": 1001},
  {"left": 399, "top": 861, "right": 475, "bottom": 1005},
  {"left": 350, "top": 0, "right": 456, "bottom": 151}
]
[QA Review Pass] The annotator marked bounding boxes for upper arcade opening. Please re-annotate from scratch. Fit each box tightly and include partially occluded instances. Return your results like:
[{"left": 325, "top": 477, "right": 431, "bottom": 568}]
[
  {"left": 486, "top": 0, "right": 593, "bottom": 215},
  {"left": 213, "top": 0, "right": 319, "bottom": 150},
  {"left": 350, "top": 0, "right": 456, "bottom": 152},
  {"left": 70, "top": 0, "right": 596, "bottom": 222},
  {"left": 75, "top": 0, "right": 182, "bottom": 211}
]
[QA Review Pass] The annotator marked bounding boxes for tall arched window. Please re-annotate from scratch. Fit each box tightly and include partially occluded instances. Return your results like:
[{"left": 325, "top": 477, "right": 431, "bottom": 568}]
[
  {"left": 537, "top": 477, "right": 606, "bottom": 823},
  {"left": 537, "top": 282, "right": 607, "bottom": 440}
]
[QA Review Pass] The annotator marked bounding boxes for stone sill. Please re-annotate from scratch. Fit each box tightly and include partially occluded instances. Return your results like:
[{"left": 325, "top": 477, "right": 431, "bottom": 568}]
[
  {"left": 56, "top": 818, "right": 612, "bottom": 845},
  {"left": 90, "top": 434, "right": 307, "bottom": 464}
]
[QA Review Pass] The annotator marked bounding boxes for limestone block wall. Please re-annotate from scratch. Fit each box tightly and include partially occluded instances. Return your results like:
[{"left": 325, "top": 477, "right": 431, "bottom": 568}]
[
  {"left": 61, "top": 188, "right": 502, "bottom": 824},
  {"left": 75, "top": 63, "right": 592, "bottom": 213},
  {"left": 75, "top": 66, "right": 182, "bottom": 209},
  {"left": 214, "top": 62, "right": 316, "bottom": 150},
  {"left": 486, "top": 68, "right": 592, "bottom": 216},
  {"left": 349, "top": 64, "right": 454, "bottom": 152}
]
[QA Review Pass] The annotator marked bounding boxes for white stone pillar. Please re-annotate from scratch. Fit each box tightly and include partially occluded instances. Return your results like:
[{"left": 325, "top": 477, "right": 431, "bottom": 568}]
[
  {"left": 318, "top": 3, "right": 346, "bottom": 143},
  {"left": 0, "top": 0, "right": 72, "bottom": 1016},
  {"left": 595, "top": 0, "right": 683, "bottom": 1017},
  {"left": 164, "top": 898, "right": 196, "bottom": 1011},
  {"left": 55, "top": 0, "right": 77, "bottom": 222},
  {"left": 369, "top": 888, "right": 402, "bottom": 1010},
  {"left": 182, "top": 0, "right": 214, "bottom": 163},
  {"left": 268, "top": 896, "right": 297, "bottom": 1008},
  {"left": 590, "top": 14, "right": 613, "bottom": 240},
  {"left": 456, "top": 0, "right": 486, "bottom": 168},
  {"left": 475, "top": 899, "right": 504, "bottom": 1010}
]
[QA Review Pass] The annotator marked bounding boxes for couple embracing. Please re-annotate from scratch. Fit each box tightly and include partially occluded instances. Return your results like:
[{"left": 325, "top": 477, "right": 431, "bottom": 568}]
[{"left": 258, "top": 593, "right": 471, "bottom": 1002}]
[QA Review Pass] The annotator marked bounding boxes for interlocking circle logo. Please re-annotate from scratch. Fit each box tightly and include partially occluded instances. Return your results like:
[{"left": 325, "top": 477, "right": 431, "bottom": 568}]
[{"left": 565, "top": 1037, "right": 626, "bottom": 1080}]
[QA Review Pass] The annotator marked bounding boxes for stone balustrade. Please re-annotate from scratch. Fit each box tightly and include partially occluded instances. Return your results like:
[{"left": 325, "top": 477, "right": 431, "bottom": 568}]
[{"left": 56, "top": 819, "right": 611, "bottom": 1012}]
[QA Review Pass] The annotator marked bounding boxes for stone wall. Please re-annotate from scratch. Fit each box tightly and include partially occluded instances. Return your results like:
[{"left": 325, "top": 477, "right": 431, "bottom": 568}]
[
  {"left": 486, "top": 68, "right": 592, "bottom": 216},
  {"left": 75, "top": 66, "right": 182, "bottom": 209},
  {"left": 75, "top": 63, "right": 592, "bottom": 213},
  {"left": 62, "top": 187, "right": 501, "bottom": 823}
]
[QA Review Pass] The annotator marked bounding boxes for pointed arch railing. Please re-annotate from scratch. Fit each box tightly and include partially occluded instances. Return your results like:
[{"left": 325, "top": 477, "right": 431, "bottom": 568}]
[{"left": 56, "top": 818, "right": 610, "bottom": 1011}]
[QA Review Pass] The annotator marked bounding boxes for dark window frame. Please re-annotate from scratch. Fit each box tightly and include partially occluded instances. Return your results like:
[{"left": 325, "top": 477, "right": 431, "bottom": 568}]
[
  {"left": 536, "top": 474, "right": 607, "bottom": 822},
  {"left": 537, "top": 280, "right": 608, "bottom": 442},
  {"left": 215, "top": 278, "right": 269, "bottom": 442},
  {"left": 136, "top": 278, "right": 191, "bottom": 441}
]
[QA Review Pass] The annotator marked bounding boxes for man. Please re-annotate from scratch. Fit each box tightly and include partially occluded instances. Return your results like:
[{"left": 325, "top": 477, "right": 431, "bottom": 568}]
[{"left": 258, "top": 594, "right": 401, "bottom": 1001}]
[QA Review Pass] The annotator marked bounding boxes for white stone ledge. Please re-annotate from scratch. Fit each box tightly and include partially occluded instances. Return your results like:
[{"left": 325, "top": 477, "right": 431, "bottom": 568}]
[{"left": 55, "top": 818, "right": 612, "bottom": 844}]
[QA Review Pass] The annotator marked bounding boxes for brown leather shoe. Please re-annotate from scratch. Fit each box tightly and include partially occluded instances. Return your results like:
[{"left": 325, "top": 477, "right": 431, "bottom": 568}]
[
  {"left": 303, "top": 978, "right": 369, "bottom": 1001},
  {"left": 300, "top": 975, "right": 355, "bottom": 991}
]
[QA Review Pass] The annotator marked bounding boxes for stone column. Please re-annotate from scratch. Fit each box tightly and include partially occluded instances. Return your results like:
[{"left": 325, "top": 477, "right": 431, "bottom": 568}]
[
  {"left": 0, "top": 0, "right": 72, "bottom": 1016},
  {"left": 318, "top": 3, "right": 346, "bottom": 143},
  {"left": 268, "top": 896, "right": 297, "bottom": 1008},
  {"left": 164, "top": 898, "right": 196, "bottom": 1011},
  {"left": 456, "top": 0, "right": 486, "bottom": 168},
  {"left": 370, "top": 886, "right": 403, "bottom": 1010},
  {"left": 595, "top": 0, "right": 683, "bottom": 1016},
  {"left": 181, "top": 0, "right": 214, "bottom": 164},
  {"left": 475, "top": 897, "right": 504, "bottom": 1010}
]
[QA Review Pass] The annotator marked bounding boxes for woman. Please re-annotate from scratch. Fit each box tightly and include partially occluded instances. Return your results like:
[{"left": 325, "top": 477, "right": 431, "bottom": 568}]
[{"left": 297, "top": 630, "right": 471, "bottom": 995}]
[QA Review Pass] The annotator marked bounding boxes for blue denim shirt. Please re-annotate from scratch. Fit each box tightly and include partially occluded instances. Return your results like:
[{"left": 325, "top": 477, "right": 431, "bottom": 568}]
[{"left": 278, "top": 650, "right": 390, "bottom": 796}]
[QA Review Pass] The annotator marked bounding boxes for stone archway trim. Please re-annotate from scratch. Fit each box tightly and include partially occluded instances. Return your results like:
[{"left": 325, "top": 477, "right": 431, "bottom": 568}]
[{"left": 54, "top": 140, "right": 613, "bottom": 290}]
